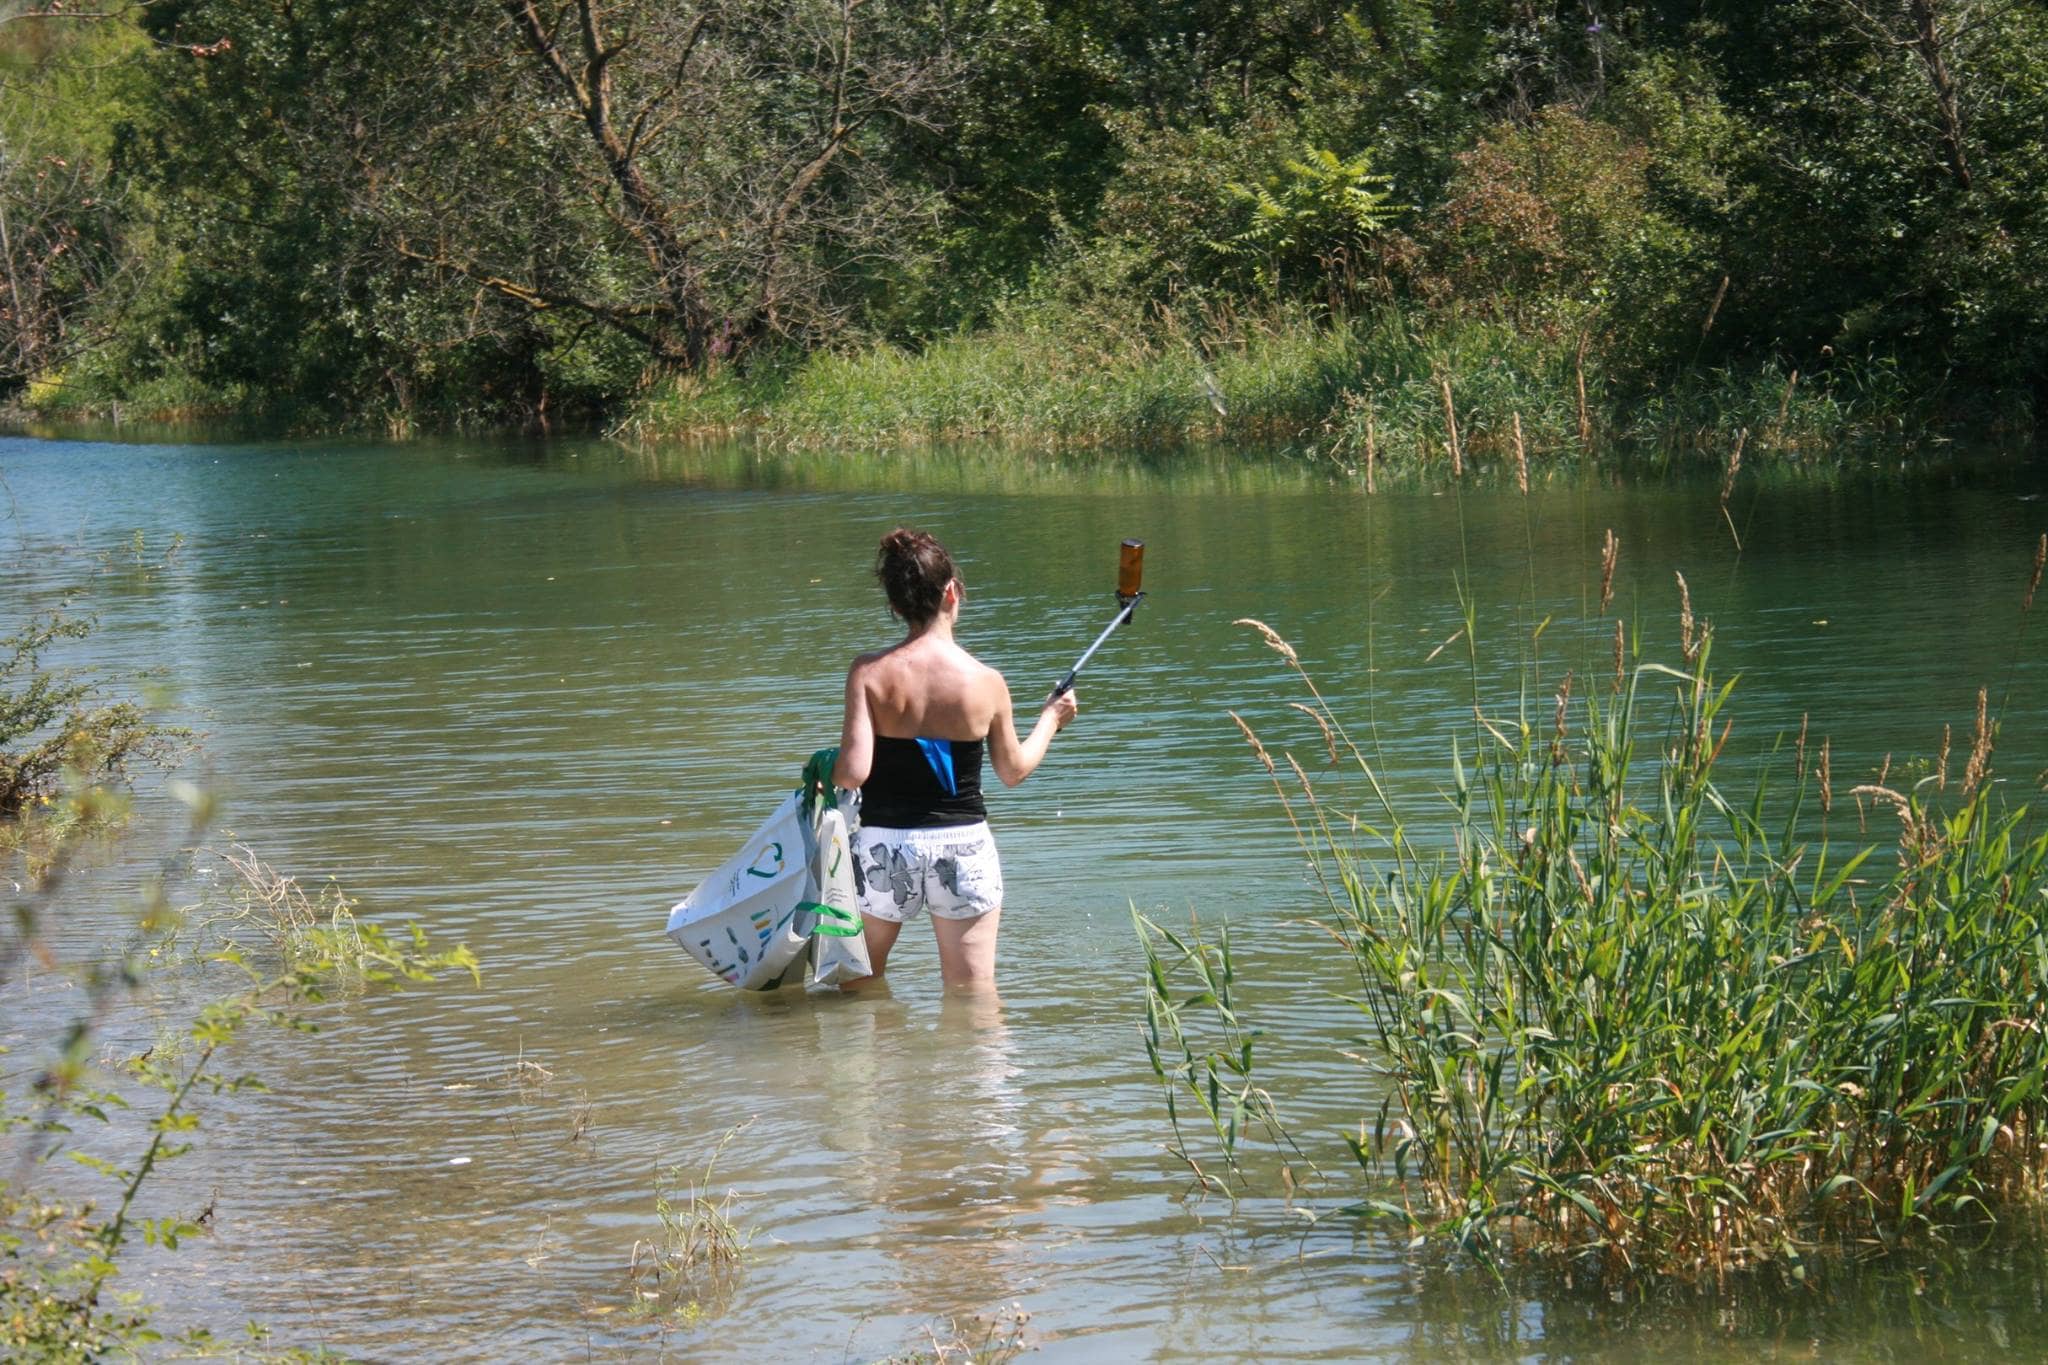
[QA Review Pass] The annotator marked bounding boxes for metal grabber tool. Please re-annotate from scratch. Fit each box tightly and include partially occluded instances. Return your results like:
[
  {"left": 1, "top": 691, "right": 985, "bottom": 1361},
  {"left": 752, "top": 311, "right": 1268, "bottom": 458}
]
[{"left": 1052, "top": 539, "right": 1145, "bottom": 697}]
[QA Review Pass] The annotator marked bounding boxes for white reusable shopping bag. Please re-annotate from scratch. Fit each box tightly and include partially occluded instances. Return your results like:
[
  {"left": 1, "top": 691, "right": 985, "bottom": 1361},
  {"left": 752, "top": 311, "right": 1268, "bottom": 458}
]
[
  {"left": 666, "top": 792, "right": 818, "bottom": 990},
  {"left": 808, "top": 795, "right": 871, "bottom": 987}
]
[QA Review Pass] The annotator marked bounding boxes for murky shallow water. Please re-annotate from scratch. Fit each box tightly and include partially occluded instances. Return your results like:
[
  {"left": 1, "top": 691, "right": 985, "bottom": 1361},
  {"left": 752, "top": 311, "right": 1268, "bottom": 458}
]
[{"left": 6, "top": 431, "right": 2048, "bottom": 1360}]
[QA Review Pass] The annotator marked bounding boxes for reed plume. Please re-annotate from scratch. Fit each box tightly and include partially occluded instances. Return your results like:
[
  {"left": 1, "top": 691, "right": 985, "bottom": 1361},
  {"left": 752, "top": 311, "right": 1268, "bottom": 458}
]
[
  {"left": 1774, "top": 369, "right": 1800, "bottom": 439},
  {"left": 1228, "top": 708, "right": 1327, "bottom": 901},
  {"left": 1850, "top": 782, "right": 1924, "bottom": 868},
  {"left": 1234, "top": 617, "right": 1298, "bottom": 665},
  {"left": 1365, "top": 409, "right": 1377, "bottom": 495},
  {"left": 1858, "top": 753, "right": 1893, "bottom": 829},
  {"left": 1701, "top": 274, "right": 1730, "bottom": 338},
  {"left": 1720, "top": 428, "right": 1747, "bottom": 507},
  {"left": 1551, "top": 670, "right": 1574, "bottom": 768},
  {"left": 1574, "top": 331, "right": 1592, "bottom": 455},
  {"left": 1963, "top": 686, "right": 1993, "bottom": 796},
  {"left": 1717, "top": 428, "right": 1750, "bottom": 550},
  {"left": 1512, "top": 412, "right": 1529, "bottom": 495},
  {"left": 1599, "top": 529, "right": 1618, "bottom": 615},
  {"left": 1439, "top": 374, "right": 1462, "bottom": 478},
  {"left": 1676, "top": 571, "right": 1697, "bottom": 665},
  {"left": 1291, "top": 701, "right": 1340, "bottom": 766},
  {"left": 1228, "top": 710, "right": 1276, "bottom": 778}
]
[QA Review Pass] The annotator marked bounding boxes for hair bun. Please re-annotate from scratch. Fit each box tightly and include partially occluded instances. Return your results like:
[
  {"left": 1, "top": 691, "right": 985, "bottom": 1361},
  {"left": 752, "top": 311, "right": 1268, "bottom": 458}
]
[{"left": 874, "top": 528, "right": 959, "bottom": 626}]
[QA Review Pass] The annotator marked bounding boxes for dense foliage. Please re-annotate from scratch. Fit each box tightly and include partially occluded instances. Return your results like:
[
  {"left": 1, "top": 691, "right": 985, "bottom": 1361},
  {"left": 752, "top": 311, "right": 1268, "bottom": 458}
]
[
  {"left": 4, "top": 0, "right": 2045, "bottom": 438},
  {"left": 1144, "top": 556, "right": 2048, "bottom": 1276}
]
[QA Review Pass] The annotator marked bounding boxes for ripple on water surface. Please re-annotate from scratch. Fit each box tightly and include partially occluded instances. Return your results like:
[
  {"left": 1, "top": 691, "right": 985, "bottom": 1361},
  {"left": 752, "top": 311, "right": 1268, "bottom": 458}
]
[{"left": 7, "top": 434, "right": 2048, "bottom": 1359}]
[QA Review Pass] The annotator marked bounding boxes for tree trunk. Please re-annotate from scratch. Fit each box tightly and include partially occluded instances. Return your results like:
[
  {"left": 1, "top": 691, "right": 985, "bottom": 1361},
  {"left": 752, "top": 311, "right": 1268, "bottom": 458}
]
[
  {"left": 1907, "top": 0, "right": 1972, "bottom": 191},
  {"left": 503, "top": 0, "right": 720, "bottom": 368}
]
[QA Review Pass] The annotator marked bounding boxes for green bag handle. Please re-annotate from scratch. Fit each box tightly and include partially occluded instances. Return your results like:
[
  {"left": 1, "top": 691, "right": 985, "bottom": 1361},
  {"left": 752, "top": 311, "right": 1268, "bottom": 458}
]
[
  {"left": 799, "top": 749, "right": 860, "bottom": 936},
  {"left": 797, "top": 901, "right": 863, "bottom": 937},
  {"left": 799, "top": 747, "right": 840, "bottom": 817}
]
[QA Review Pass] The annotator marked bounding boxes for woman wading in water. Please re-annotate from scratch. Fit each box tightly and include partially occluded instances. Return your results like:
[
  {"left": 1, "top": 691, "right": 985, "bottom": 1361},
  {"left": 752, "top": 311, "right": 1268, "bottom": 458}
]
[{"left": 830, "top": 529, "right": 1077, "bottom": 988}]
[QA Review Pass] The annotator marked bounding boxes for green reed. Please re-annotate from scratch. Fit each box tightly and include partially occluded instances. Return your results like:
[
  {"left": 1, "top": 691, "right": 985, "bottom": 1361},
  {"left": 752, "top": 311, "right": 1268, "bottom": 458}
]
[
  {"left": 1145, "top": 561, "right": 2048, "bottom": 1277},
  {"left": 620, "top": 304, "right": 1958, "bottom": 477}
]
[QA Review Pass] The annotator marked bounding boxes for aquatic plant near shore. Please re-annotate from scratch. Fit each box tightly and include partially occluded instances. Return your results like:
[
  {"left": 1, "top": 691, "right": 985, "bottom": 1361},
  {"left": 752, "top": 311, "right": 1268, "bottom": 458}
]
[
  {"left": 1144, "top": 551, "right": 2048, "bottom": 1278},
  {"left": 880, "top": 1305, "right": 1032, "bottom": 1364},
  {"left": 630, "top": 1122, "right": 753, "bottom": 1320},
  {"left": 201, "top": 843, "right": 372, "bottom": 976},
  {"left": 0, "top": 612, "right": 185, "bottom": 871}
]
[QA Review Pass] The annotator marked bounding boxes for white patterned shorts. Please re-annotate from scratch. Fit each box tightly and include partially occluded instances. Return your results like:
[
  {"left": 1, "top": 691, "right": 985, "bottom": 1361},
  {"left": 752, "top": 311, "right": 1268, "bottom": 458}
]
[{"left": 853, "top": 822, "right": 1004, "bottom": 923}]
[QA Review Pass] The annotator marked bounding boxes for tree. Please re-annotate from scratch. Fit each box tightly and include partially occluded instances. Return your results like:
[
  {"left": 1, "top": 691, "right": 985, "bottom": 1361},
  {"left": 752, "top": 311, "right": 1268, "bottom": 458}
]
[
  {"left": 382, "top": 0, "right": 959, "bottom": 371},
  {"left": 113, "top": 0, "right": 959, "bottom": 422},
  {"left": 0, "top": 16, "right": 145, "bottom": 400},
  {"left": 1698, "top": 0, "right": 2048, "bottom": 407}
]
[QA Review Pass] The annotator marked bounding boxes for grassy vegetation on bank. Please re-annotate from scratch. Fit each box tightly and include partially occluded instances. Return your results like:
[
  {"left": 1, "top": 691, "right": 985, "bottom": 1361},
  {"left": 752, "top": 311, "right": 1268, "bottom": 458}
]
[
  {"left": 619, "top": 305, "right": 1998, "bottom": 475},
  {"left": 1143, "top": 541, "right": 2048, "bottom": 1278}
]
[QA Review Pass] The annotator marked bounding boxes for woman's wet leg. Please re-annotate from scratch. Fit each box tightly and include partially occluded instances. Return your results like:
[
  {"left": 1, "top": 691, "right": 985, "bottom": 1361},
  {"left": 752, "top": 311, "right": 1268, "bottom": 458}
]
[
  {"left": 843, "top": 914, "right": 902, "bottom": 989},
  {"left": 932, "top": 908, "right": 1001, "bottom": 989}
]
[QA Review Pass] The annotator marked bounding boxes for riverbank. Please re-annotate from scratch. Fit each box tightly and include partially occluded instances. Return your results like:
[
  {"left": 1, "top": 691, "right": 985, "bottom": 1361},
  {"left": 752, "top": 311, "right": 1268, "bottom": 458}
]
[
  {"left": 618, "top": 306, "right": 2031, "bottom": 474},
  {"left": 18, "top": 306, "right": 2038, "bottom": 477}
]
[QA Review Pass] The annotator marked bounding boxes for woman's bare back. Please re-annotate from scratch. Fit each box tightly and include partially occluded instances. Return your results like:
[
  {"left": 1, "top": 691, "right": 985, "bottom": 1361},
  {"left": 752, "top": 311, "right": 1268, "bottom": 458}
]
[{"left": 853, "top": 635, "right": 1001, "bottom": 741}]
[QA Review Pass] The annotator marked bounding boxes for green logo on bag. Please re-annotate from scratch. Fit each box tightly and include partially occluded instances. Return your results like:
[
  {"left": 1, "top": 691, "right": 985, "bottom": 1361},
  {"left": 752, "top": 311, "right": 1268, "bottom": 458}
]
[{"left": 746, "top": 841, "right": 785, "bottom": 878}]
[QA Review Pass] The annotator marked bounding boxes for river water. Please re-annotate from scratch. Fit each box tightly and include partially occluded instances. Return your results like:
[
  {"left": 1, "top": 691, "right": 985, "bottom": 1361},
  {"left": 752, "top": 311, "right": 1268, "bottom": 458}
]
[{"left": 5, "top": 431, "right": 2048, "bottom": 1360}]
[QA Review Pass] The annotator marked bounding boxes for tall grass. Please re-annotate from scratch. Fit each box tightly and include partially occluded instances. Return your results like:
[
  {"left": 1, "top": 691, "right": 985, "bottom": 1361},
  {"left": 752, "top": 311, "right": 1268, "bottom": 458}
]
[
  {"left": 623, "top": 302, "right": 1361, "bottom": 449},
  {"left": 621, "top": 305, "right": 1960, "bottom": 474},
  {"left": 1143, "top": 552, "right": 2048, "bottom": 1278}
]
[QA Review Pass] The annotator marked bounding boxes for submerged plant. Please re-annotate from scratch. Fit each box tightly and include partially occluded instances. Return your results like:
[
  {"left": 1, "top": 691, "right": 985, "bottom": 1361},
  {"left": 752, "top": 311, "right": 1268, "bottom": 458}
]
[
  {"left": 199, "top": 843, "right": 371, "bottom": 976},
  {"left": 1153, "top": 544, "right": 2048, "bottom": 1279},
  {"left": 629, "top": 1122, "right": 754, "bottom": 1318},
  {"left": 879, "top": 1304, "right": 1033, "bottom": 1364}
]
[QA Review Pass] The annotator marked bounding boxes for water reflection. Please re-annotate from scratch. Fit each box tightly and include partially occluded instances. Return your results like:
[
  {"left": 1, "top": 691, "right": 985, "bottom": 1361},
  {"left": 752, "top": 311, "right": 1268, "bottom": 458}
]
[
  {"left": 799, "top": 987, "right": 1031, "bottom": 1325},
  {"left": 1367, "top": 1236, "right": 2048, "bottom": 1361}
]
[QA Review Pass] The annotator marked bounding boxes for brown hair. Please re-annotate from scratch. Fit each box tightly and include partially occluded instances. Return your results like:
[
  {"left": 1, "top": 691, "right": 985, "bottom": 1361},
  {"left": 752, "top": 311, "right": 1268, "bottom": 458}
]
[{"left": 875, "top": 528, "right": 958, "bottom": 625}]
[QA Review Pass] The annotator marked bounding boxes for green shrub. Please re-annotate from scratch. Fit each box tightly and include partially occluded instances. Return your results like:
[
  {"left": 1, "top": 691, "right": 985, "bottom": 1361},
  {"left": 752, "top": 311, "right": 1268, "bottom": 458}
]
[
  {"left": 0, "top": 614, "right": 182, "bottom": 867},
  {"left": 1145, "top": 558, "right": 2048, "bottom": 1277},
  {"left": 1418, "top": 107, "right": 1707, "bottom": 365}
]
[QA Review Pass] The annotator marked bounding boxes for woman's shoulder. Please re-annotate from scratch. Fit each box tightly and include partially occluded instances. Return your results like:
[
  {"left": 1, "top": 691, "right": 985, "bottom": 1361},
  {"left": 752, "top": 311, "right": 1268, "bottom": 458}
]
[
  {"left": 955, "top": 648, "right": 1010, "bottom": 700},
  {"left": 848, "top": 643, "right": 899, "bottom": 674}
]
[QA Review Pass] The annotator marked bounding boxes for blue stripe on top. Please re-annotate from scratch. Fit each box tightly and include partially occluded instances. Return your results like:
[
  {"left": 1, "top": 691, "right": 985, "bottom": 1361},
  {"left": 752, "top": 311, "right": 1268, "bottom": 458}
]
[{"left": 914, "top": 736, "right": 957, "bottom": 795}]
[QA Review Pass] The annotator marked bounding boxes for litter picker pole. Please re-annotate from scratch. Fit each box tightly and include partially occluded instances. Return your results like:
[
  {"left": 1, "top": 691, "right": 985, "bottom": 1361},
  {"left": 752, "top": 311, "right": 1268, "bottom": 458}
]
[{"left": 1052, "top": 539, "right": 1144, "bottom": 697}]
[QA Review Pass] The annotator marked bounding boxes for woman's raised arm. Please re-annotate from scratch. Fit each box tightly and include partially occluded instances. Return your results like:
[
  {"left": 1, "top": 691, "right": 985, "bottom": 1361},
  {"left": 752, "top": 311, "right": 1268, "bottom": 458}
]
[{"left": 987, "top": 672, "right": 1076, "bottom": 787}]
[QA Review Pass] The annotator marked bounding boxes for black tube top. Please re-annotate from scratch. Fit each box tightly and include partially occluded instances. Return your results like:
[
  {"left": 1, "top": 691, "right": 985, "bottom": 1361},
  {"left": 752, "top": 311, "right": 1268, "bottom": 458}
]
[{"left": 860, "top": 735, "right": 988, "bottom": 828}]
